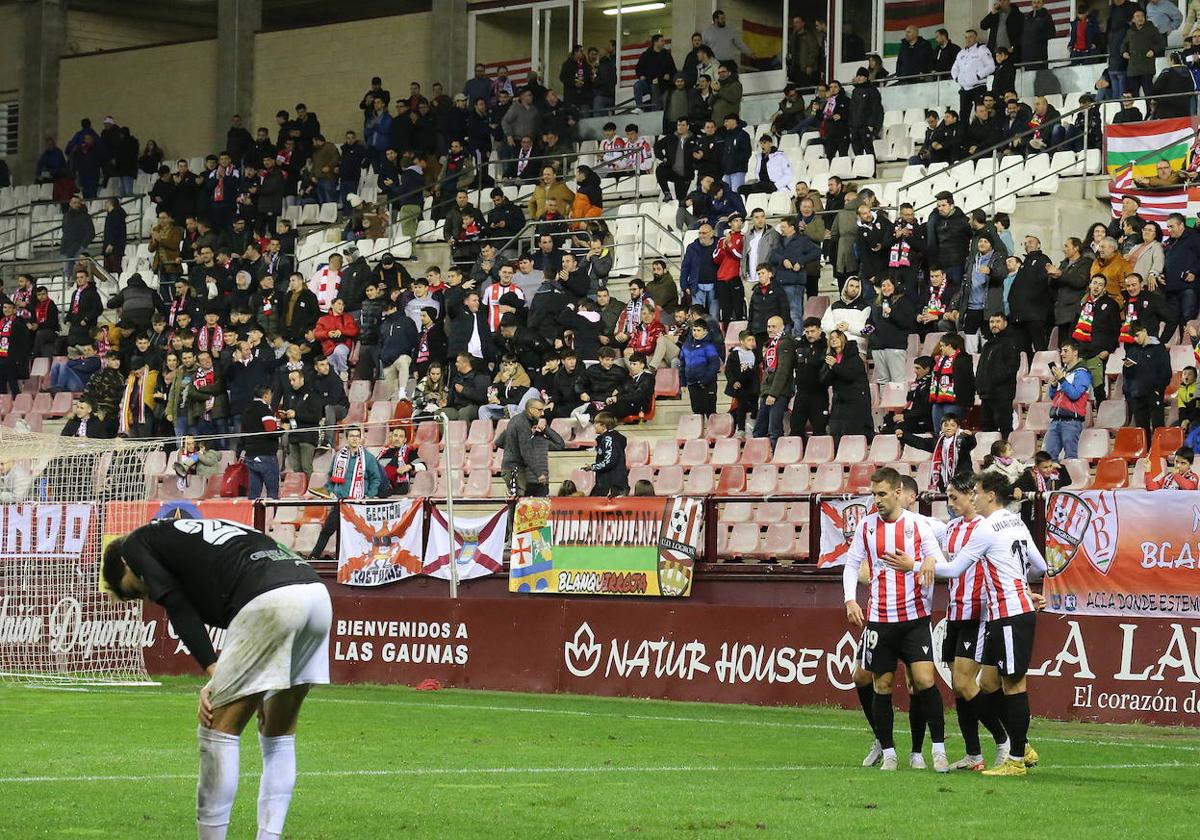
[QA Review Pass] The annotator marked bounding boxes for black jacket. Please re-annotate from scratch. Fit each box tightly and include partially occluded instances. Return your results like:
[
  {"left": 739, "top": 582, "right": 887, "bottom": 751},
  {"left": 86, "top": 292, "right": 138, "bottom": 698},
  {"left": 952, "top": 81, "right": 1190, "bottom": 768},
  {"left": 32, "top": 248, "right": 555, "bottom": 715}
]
[
  {"left": 588, "top": 429, "right": 629, "bottom": 496},
  {"left": 980, "top": 7, "right": 1024, "bottom": 57},
  {"left": 748, "top": 283, "right": 792, "bottom": 334},
  {"left": 793, "top": 333, "right": 829, "bottom": 394},
  {"left": 990, "top": 62, "right": 1017, "bottom": 98},
  {"left": 446, "top": 308, "right": 496, "bottom": 363},
  {"left": 868, "top": 294, "right": 916, "bottom": 351},
  {"left": 975, "top": 328, "right": 1021, "bottom": 398},
  {"left": 1123, "top": 340, "right": 1172, "bottom": 399},
  {"left": 615, "top": 370, "right": 654, "bottom": 413},
  {"left": 896, "top": 37, "right": 934, "bottom": 78},
  {"left": 281, "top": 383, "right": 322, "bottom": 446},
  {"left": 576, "top": 363, "right": 628, "bottom": 402},
  {"left": 379, "top": 311, "right": 419, "bottom": 366},
  {"left": 933, "top": 41, "right": 960, "bottom": 73},
  {"left": 929, "top": 206, "right": 972, "bottom": 269},
  {"left": 848, "top": 82, "right": 883, "bottom": 134},
  {"left": 240, "top": 397, "right": 282, "bottom": 457},
  {"left": 1007, "top": 263, "right": 1051, "bottom": 324},
  {"left": 448, "top": 367, "right": 491, "bottom": 409},
  {"left": 1075, "top": 294, "right": 1122, "bottom": 358},
  {"left": 819, "top": 340, "right": 870, "bottom": 407},
  {"left": 1125, "top": 290, "right": 1177, "bottom": 344}
]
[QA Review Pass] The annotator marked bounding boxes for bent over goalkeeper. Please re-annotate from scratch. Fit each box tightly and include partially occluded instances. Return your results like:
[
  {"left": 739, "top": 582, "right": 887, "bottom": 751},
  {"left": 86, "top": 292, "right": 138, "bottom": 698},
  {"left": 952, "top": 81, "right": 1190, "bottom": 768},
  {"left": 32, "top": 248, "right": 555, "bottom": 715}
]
[{"left": 104, "top": 517, "right": 331, "bottom": 840}]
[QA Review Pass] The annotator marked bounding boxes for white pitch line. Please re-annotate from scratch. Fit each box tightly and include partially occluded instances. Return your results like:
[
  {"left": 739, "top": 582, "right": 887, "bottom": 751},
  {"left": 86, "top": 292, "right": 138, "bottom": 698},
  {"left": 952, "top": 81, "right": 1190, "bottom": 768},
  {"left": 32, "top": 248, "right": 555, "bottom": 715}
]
[
  {"left": 7, "top": 686, "right": 1200, "bottom": 753},
  {"left": 0, "top": 761, "right": 1192, "bottom": 785}
]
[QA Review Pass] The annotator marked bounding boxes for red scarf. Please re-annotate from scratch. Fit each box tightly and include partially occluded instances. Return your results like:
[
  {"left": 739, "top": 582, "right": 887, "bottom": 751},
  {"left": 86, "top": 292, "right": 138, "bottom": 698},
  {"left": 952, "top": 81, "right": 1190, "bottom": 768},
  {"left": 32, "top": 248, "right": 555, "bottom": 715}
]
[
  {"left": 763, "top": 334, "right": 781, "bottom": 372},
  {"left": 12, "top": 287, "right": 32, "bottom": 318},
  {"left": 416, "top": 326, "right": 432, "bottom": 363},
  {"left": 197, "top": 325, "right": 225, "bottom": 354},
  {"left": 35, "top": 299, "right": 52, "bottom": 324},
  {"left": 330, "top": 446, "right": 367, "bottom": 498},
  {"left": 70, "top": 286, "right": 85, "bottom": 315},
  {"left": 192, "top": 367, "right": 217, "bottom": 417},
  {"left": 0, "top": 316, "right": 13, "bottom": 357},
  {"left": 169, "top": 295, "right": 191, "bottom": 327},
  {"left": 930, "top": 352, "right": 958, "bottom": 403},
  {"left": 1032, "top": 467, "right": 1060, "bottom": 493},
  {"left": 930, "top": 431, "right": 962, "bottom": 492},
  {"left": 1120, "top": 295, "right": 1140, "bottom": 344},
  {"left": 922, "top": 282, "right": 948, "bottom": 317},
  {"left": 1073, "top": 296, "right": 1098, "bottom": 343}
]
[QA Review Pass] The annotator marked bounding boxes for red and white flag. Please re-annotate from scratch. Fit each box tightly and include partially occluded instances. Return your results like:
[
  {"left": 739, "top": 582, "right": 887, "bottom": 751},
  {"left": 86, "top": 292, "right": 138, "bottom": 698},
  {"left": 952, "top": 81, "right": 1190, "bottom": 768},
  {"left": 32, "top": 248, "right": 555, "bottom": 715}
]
[
  {"left": 817, "top": 496, "right": 876, "bottom": 568},
  {"left": 422, "top": 505, "right": 508, "bottom": 581}
]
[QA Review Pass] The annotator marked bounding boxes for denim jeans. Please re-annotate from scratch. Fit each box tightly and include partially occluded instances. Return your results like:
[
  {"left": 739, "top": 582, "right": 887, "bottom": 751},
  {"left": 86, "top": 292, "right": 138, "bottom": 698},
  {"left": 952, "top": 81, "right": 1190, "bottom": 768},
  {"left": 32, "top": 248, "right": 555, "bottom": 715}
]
[
  {"left": 1044, "top": 418, "right": 1082, "bottom": 460},
  {"left": 724, "top": 172, "right": 746, "bottom": 194},
  {"left": 692, "top": 284, "right": 719, "bottom": 321},
  {"left": 1108, "top": 70, "right": 1126, "bottom": 99},
  {"left": 316, "top": 180, "right": 338, "bottom": 204},
  {"left": 246, "top": 453, "right": 280, "bottom": 499},
  {"left": 930, "top": 402, "right": 966, "bottom": 430},
  {"left": 753, "top": 395, "right": 790, "bottom": 446},
  {"left": 50, "top": 363, "right": 84, "bottom": 392},
  {"left": 781, "top": 284, "right": 806, "bottom": 335},
  {"left": 327, "top": 343, "right": 350, "bottom": 375},
  {"left": 118, "top": 176, "right": 134, "bottom": 196}
]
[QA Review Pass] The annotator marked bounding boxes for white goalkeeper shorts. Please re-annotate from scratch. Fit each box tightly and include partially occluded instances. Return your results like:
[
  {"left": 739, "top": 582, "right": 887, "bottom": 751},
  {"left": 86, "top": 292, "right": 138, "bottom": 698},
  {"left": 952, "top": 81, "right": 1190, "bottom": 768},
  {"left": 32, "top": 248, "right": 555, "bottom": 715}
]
[{"left": 207, "top": 582, "right": 332, "bottom": 709}]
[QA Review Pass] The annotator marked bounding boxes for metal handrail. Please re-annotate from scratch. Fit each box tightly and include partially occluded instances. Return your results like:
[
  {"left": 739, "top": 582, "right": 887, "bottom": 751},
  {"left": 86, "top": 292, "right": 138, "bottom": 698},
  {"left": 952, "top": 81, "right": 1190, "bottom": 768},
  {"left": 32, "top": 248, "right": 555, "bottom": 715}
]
[
  {"left": 489, "top": 210, "right": 685, "bottom": 274},
  {"left": 0, "top": 193, "right": 150, "bottom": 261}
]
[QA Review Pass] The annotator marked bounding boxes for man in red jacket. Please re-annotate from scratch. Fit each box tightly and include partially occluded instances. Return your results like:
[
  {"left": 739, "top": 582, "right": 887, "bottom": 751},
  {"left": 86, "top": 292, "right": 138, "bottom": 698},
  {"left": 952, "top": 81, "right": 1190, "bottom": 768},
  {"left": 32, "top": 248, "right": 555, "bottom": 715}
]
[
  {"left": 714, "top": 211, "right": 745, "bottom": 326},
  {"left": 314, "top": 297, "right": 360, "bottom": 378}
]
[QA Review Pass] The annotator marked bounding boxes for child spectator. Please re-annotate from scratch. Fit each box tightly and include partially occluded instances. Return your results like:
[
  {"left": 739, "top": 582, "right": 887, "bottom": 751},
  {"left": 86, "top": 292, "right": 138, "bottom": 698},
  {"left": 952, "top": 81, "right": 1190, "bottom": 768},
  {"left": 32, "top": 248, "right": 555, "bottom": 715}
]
[
  {"left": 724, "top": 329, "right": 758, "bottom": 437},
  {"left": 680, "top": 320, "right": 721, "bottom": 416},
  {"left": 1145, "top": 447, "right": 1199, "bottom": 490},
  {"left": 585, "top": 412, "right": 629, "bottom": 497},
  {"left": 899, "top": 413, "right": 977, "bottom": 492}
]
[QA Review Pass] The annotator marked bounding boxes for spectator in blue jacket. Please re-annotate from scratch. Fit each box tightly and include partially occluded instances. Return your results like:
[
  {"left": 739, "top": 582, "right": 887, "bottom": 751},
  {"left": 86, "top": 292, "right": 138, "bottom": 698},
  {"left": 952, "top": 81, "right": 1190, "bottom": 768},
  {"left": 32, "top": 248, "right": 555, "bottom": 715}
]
[
  {"left": 364, "top": 97, "right": 393, "bottom": 170},
  {"left": 680, "top": 222, "right": 720, "bottom": 320},
  {"left": 773, "top": 215, "right": 822, "bottom": 334},
  {"left": 1045, "top": 340, "right": 1093, "bottom": 460},
  {"left": 679, "top": 319, "right": 721, "bottom": 415},
  {"left": 1164, "top": 213, "right": 1200, "bottom": 338}
]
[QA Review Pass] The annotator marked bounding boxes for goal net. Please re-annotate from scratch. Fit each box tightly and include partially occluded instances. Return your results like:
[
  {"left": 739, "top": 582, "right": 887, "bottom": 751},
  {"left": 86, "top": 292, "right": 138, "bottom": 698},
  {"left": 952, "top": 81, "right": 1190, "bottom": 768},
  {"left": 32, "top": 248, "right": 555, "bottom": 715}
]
[{"left": 0, "top": 429, "right": 162, "bottom": 686}]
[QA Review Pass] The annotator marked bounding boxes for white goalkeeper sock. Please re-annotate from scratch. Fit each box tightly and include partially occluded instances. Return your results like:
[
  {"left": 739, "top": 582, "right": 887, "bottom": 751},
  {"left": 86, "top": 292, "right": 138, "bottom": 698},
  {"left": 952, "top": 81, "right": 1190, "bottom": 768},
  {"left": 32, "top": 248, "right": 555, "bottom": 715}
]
[
  {"left": 256, "top": 733, "right": 297, "bottom": 840},
  {"left": 197, "top": 726, "right": 240, "bottom": 840}
]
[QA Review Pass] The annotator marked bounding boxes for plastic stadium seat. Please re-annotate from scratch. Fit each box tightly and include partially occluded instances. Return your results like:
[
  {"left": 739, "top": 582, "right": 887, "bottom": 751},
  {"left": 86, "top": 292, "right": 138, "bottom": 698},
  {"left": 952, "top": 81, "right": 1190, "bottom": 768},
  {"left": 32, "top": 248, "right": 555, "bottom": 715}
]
[
  {"left": 846, "top": 463, "right": 876, "bottom": 492},
  {"left": 877, "top": 382, "right": 907, "bottom": 411},
  {"left": 722, "top": 501, "right": 753, "bottom": 523},
  {"left": 654, "top": 466, "right": 684, "bottom": 495},
  {"left": 811, "top": 463, "right": 845, "bottom": 493},
  {"left": 445, "top": 420, "right": 468, "bottom": 445},
  {"left": 710, "top": 437, "right": 741, "bottom": 467},
  {"left": 684, "top": 465, "right": 715, "bottom": 494},
  {"left": 741, "top": 437, "right": 772, "bottom": 466},
  {"left": 625, "top": 439, "right": 650, "bottom": 467},
  {"left": 47, "top": 391, "right": 74, "bottom": 417},
  {"left": 779, "top": 464, "right": 810, "bottom": 493},
  {"left": 747, "top": 465, "right": 779, "bottom": 495},
  {"left": 867, "top": 434, "right": 900, "bottom": 463},
  {"left": 901, "top": 444, "right": 931, "bottom": 463},
  {"left": 12, "top": 394, "right": 31, "bottom": 414},
  {"left": 754, "top": 501, "right": 788, "bottom": 523},
  {"left": 680, "top": 439, "right": 710, "bottom": 466},
  {"left": 726, "top": 523, "right": 761, "bottom": 559},
  {"left": 915, "top": 461, "right": 934, "bottom": 489},
  {"left": 654, "top": 366, "right": 680, "bottom": 397},
  {"left": 1022, "top": 402, "right": 1052, "bottom": 432},
  {"left": 723, "top": 320, "right": 748, "bottom": 350},
  {"left": 771, "top": 436, "right": 804, "bottom": 465},
  {"left": 570, "top": 468, "right": 596, "bottom": 495},
  {"left": 801, "top": 435, "right": 835, "bottom": 464},
  {"left": 467, "top": 445, "right": 492, "bottom": 471},
  {"left": 717, "top": 465, "right": 746, "bottom": 493},
  {"left": 1015, "top": 377, "right": 1042, "bottom": 405},
  {"left": 572, "top": 424, "right": 597, "bottom": 448},
  {"left": 1063, "top": 459, "right": 1091, "bottom": 489},
  {"left": 706, "top": 413, "right": 733, "bottom": 439},
  {"left": 466, "top": 419, "right": 493, "bottom": 446},
  {"left": 417, "top": 442, "right": 441, "bottom": 470},
  {"left": 1077, "top": 429, "right": 1110, "bottom": 461},
  {"left": 676, "top": 413, "right": 703, "bottom": 440},
  {"left": 348, "top": 380, "right": 372, "bottom": 403},
  {"left": 464, "top": 470, "right": 492, "bottom": 497},
  {"left": 763, "top": 524, "right": 798, "bottom": 561},
  {"left": 1088, "top": 457, "right": 1128, "bottom": 489},
  {"left": 407, "top": 471, "right": 434, "bottom": 496},
  {"left": 279, "top": 473, "right": 308, "bottom": 497},
  {"left": 1028, "top": 351, "right": 1059, "bottom": 379},
  {"left": 651, "top": 440, "right": 680, "bottom": 467},
  {"left": 628, "top": 465, "right": 654, "bottom": 488},
  {"left": 834, "top": 435, "right": 868, "bottom": 464},
  {"left": 1109, "top": 427, "right": 1147, "bottom": 460},
  {"left": 1094, "top": 399, "right": 1126, "bottom": 430},
  {"left": 1151, "top": 427, "right": 1184, "bottom": 460},
  {"left": 415, "top": 421, "right": 441, "bottom": 445},
  {"left": 549, "top": 418, "right": 575, "bottom": 445}
]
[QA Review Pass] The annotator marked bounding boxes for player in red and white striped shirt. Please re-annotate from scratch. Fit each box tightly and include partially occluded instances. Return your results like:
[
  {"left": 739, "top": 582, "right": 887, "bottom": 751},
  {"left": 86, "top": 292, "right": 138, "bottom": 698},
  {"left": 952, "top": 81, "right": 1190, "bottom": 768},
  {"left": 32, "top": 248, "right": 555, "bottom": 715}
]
[
  {"left": 842, "top": 467, "right": 948, "bottom": 772},
  {"left": 932, "top": 472, "right": 1047, "bottom": 777}
]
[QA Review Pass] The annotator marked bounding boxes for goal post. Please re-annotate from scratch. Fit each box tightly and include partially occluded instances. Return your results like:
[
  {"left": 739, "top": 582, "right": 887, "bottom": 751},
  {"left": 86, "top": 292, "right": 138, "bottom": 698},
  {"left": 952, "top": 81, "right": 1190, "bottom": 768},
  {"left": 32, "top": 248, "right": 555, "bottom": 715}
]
[{"left": 0, "top": 429, "right": 161, "bottom": 686}]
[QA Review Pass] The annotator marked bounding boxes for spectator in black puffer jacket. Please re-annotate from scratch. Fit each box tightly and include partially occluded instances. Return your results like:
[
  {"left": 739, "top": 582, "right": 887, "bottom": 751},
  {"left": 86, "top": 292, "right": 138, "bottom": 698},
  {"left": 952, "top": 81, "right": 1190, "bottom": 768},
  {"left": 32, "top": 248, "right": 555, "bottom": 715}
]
[
  {"left": 790, "top": 317, "right": 830, "bottom": 440},
  {"left": 570, "top": 348, "right": 629, "bottom": 426},
  {"left": 747, "top": 264, "right": 791, "bottom": 344},
  {"left": 106, "top": 273, "right": 162, "bottom": 332},
  {"left": 354, "top": 281, "right": 388, "bottom": 382},
  {"left": 446, "top": 353, "right": 492, "bottom": 421},
  {"left": 1124, "top": 320, "right": 1172, "bottom": 442}
]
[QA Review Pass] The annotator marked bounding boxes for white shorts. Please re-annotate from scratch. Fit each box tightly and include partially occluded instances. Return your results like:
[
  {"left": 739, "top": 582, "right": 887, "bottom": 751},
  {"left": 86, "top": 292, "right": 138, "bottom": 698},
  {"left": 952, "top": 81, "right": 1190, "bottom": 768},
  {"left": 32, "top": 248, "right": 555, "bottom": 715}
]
[{"left": 207, "top": 582, "right": 332, "bottom": 709}]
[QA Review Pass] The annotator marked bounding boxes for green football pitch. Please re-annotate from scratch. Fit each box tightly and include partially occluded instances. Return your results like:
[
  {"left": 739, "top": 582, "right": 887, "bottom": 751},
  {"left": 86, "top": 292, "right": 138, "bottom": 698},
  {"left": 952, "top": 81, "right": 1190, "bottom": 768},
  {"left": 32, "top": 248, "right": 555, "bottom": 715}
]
[{"left": 2, "top": 678, "right": 1199, "bottom": 839}]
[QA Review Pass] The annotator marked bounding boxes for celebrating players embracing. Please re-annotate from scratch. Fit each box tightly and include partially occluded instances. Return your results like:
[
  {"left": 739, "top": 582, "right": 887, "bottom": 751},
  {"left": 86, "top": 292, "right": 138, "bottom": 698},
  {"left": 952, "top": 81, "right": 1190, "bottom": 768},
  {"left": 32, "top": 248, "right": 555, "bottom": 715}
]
[
  {"left": 842, "top": 467, "right": 949, "bottom": 772},
  {"left": 104, "top": 517, "right": 332, "bottom": 838}
]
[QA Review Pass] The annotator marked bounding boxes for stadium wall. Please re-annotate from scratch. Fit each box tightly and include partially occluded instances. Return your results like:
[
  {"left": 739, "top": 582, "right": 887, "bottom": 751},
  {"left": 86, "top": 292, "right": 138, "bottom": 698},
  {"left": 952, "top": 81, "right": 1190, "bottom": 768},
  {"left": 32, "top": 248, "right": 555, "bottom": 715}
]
[{"left": 140, "top": 579, "right": 1200, "bottom": 727}]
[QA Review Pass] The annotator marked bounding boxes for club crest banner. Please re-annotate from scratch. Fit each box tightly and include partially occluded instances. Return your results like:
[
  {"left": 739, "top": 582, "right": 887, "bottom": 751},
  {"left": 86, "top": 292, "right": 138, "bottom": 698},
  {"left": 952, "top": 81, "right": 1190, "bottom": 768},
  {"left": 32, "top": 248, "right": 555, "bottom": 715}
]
[
  {"left": 508, "top": 496, "right": 701, "bottom": 597},
  {"left": 1043, "top": 489, "right": 1200, "bottom": 618},
  {"left": 422, "top": 505, "right": 507, "bottom": 581},
  {"left": 817, "top": 496, "right": 874, "bottom": 568},
  {"left": 337, "top": 500, "right": 424, "bottom": 586}
]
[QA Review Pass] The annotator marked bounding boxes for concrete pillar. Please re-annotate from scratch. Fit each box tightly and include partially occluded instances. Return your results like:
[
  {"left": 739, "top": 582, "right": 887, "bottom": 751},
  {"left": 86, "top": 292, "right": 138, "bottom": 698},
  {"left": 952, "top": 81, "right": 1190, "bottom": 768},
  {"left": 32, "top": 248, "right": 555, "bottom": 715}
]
[
  {"left": 215, "top": 0, "right": 261, "bottom": 151},
  {"left": 18, "top": 0, "right": 67, "bottom": 181},
  {"left": 672, "top": 0, "right": 707, "bottom": 47},
  {"left": 431, "top": 0, "right": 469, "bottom": 97}
]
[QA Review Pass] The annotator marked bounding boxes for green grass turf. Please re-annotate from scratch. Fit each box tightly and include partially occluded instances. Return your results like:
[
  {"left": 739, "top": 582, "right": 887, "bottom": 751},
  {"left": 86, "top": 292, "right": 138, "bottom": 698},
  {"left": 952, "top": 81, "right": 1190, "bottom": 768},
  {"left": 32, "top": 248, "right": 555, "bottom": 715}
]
[{"left": 1, "top": 677, "right": 1199, "bottom": 839}]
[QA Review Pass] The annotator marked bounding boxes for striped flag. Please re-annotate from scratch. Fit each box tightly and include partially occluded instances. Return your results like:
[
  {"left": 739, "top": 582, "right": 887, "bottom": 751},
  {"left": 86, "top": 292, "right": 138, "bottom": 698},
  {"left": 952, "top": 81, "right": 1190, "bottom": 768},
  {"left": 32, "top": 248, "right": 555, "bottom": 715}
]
[
  {"left": 1106, "top": 117, "right": 1199, "bottom": 178},
  {"left": 1108, "top": 186, "right": 1200, "bottom": 227}
]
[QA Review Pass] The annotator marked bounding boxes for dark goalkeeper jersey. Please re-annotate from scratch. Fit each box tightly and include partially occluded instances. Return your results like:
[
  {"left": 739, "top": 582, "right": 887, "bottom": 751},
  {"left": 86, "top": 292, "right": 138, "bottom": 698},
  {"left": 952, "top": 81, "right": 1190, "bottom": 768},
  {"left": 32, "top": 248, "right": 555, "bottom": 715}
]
[{"left": 122, "top": 518, "right": 320, "bottom": 668}]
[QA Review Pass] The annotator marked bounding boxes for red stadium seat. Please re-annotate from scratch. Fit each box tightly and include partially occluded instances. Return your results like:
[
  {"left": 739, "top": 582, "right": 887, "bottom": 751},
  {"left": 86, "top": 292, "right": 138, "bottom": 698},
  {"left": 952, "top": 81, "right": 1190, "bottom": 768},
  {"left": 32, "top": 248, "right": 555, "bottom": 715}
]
[
  {"left": 418, "top": 442, "right": 441, "bottom": 471},
  {"left": 915, "top": 461, "right": 933, "bottom": 489},
  {"left": 549, "top": 418, "right": 575, "bottom": 445},
  {"left": 409, "top": 471, "right": 435, "bottom": 496},
  {"left": 716, "top": 465, "right": 746, "bottom": 493},
  {"left": 770, "top": 436, "right": 804, "bottom": 465},
  {"left": 445, "top": 420, "right": 468, "bottom": 445},
  {"left": 753, "top": 502, "right": 787, "bottom": 523},
  {"left": 1151, "top": 427, "right": 1185, "bottom": 460},
  {"left": 801, "top": 435, "right": 834, "bottom": 464},
  {"left": 1009, "top": 430, "right": 1037, "bottom": 461},
  {"left": 651, "top": 440, "right": 680, "bottom": 467},
  {"left": 762, "top": 523, "right": 797, "bottom": 561},
  {"left": 1087, "top": 457, "right": 1128, "bottom": 490},
  {"left": 653, "top": 466, "right": 684, "bottom": 495},
  {"left": 655, "top": 367, "right": 681, "bottom": 398},
  {"left": 467, "top": 444, "right": 492, "bottom": 471},
  {"left": 676, "top": 413, "right": 703, "bottom": 440},
  {"left": 1015, "top": 377, "right": 1042, "bottom": 405},
  {"left": 680, "top": 439, "right": 710, "bottom": 466},
  {"left": 683, "top": 465, "right": 715, "bottom": 494},
  {"left": 1094, "top": 400, "right": 1127, "bottom": 430},
  {"left": 706, "top": 413, "right": 733, "bottom": 439},
  {"left": 1063, "top": 459, "right": 1091, "bottom": 489},
  {"left": 710, "top": 437, "right": 741, "bottom": 467},
  {"left": 1021, "top": 402, "right": 1052, "bottom": 432},
  {"left": 877, "top": 382, "right": 907, "bottom": 411},
  {"left": 901, "top": 444, "right": 931, "bottom": 463},
  {"left": 31, "top": 393, "right": 51, "bottom": 415},
  {"left": 628, "top": 465, "right": 654, "bottom": 487},
  {"left": 348, "top": 380, "right": 372, "bottom": 403},
  {"left": 279, "top": 472, "right": 308, "bottom": 497},
  {"left": 779, "top": 464, "right": 811, "bottom": 493},
  {"left": 570, "top": 423, "right": 597, "bottom": 448},
  {"left": 464, "top": 470, "right": 492, "bottom": 497},
  {"left": 47, "top": 391, "right": 74, "bottom": 417},
  {"left": 723, "top": 320, "right": 748, "bottom": 350},
  {"left": 415, "top": 421, "right": 440, "bottom": 445},
  {"left": 1110, "top": 427, "right": 1147, "bottom": 460},
  {"left": 722, "top": 501, "right": 754, "bottom": 523},
  {"left": 741, "top": 437, "right": 772, "bottom": 466},
  {"left": 846, "top": 463, "right": 876, "bottom": 492},
  {"left": 570, "top": 468, "right": 596, "bottom": 495},
  {"left": 625, "top": 438, "right": 650, "bottom": 467},
  {"left": 725, "top": 523, "right": 761, "bottom": 560},
  {"left": 467, "top": 419, "right": 494, "bottom": 446},
  {"left": 746, "top": 465, "right": 779, "bottom": 495},
  {"left": 12, "top": 394, "right": 32, "bottom": 414}
]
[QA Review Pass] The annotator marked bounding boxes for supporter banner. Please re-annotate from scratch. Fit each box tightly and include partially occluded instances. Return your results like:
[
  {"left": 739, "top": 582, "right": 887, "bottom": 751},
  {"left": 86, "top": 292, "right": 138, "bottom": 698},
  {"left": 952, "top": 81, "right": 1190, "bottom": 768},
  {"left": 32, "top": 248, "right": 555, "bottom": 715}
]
[
  {"left": 817, "top": 496, "right": 874, "bottom": 568},
  {"left": 1105, "top": 117, "right": 1197, "bottom": 178},
  {"left": 1107, "top": 186, "right": 1199, "bottom": 228},
  {"left": 139, "top": 582, "right": 1200, "bottom": 726},
  {"left": 337, "top": 500, "right": 424, "bottom": 587},
  {"left": 422, "top": 505, "right": 507, "bottom": 581},
  {"left": 509, "top": 496, "right": 701, "bottom": 597},
  {"left": 1044, "top": 489, "right": 1200, "bottom": 618}
]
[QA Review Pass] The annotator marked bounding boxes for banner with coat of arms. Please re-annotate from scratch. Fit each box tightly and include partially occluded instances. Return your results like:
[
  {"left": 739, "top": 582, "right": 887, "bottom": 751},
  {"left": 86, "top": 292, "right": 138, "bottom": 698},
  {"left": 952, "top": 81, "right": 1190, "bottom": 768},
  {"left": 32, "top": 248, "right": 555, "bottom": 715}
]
[
  {"left": 1043, "top": 489, "right": 1200, "bottom": 618},
  {"left": 422, "top": 504, "right": 507, "bottom": 581},
  {"left": 337, "top": 500, "right": 425, "bottom": 586},
  {"left": 817, "top": 496, "right": 875, "bottom": 568},
  {"left": 508, "top": 496, "right": 701, "bottom": 597}
]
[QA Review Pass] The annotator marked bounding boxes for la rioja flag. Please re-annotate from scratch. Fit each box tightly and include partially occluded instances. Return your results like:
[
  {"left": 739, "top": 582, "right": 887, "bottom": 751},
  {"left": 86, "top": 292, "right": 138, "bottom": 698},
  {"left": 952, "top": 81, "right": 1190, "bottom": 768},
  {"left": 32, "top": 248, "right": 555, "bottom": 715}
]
[{"left": 422, "top": 505, "right": 508, "bottom": 581}]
